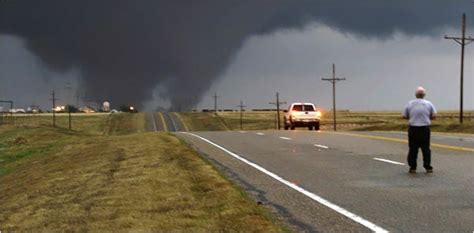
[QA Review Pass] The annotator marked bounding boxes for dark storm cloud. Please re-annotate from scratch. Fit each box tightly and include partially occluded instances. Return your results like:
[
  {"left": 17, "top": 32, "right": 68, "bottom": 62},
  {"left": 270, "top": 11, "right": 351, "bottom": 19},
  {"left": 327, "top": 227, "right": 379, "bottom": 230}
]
[{"left": 0, "top": 0, "right": 469, "bottom": 109}]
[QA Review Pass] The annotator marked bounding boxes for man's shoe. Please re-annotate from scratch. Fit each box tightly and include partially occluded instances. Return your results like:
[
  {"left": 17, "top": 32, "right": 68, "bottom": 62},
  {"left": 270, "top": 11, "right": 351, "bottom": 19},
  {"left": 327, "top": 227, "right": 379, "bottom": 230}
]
[
  {"left": 409, "top": 169, "right": 416, "bottom": 174},
  {"left": 426, "top": 169, "right": 433, "bottom": 174}
]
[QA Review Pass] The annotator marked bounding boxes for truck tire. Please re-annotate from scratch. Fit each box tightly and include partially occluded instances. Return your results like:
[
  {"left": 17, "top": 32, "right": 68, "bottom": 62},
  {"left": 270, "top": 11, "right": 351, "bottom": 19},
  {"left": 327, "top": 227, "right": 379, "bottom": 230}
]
[
  {"left": 290, "top": 125, "right": 295, "bottom": 130},
  {"left": 315, "top": 122, "right": 320, "bottom": 131},
  {"left": 308, "top": 126, "right": 314, "bottom": 130},
  {"left": 284, "top": 124, "right": 289, "bottom": 130}
]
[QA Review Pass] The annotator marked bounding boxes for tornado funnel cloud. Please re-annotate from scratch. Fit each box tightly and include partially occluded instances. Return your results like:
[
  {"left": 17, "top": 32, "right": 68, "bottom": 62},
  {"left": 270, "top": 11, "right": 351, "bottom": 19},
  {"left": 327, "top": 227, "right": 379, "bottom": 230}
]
[{"left": 0, "top": 0, "right": 468, "bottom": 110}]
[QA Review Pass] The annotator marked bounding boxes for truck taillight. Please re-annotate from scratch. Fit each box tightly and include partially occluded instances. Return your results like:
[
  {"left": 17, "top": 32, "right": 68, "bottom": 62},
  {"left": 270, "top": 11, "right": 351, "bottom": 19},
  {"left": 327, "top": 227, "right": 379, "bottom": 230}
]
[{"left": 316, "top": 111, "right": 322, "bottom": 117}]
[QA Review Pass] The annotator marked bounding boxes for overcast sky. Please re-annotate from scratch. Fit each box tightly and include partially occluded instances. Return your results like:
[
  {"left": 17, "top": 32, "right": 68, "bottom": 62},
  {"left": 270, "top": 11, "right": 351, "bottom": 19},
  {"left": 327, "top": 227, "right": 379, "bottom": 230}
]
[
  {"left": 197, "top": 23, "right": 474, "bottom": 111},
  {"left": 0, "top": 1, "right": 472, "bottom": 111}
]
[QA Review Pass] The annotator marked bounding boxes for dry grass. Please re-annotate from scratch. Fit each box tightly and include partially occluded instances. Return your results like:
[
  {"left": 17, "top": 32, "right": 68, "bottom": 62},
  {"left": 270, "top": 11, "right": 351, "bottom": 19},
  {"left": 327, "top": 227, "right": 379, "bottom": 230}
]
[
  {"left": 217, "top": 111, "right": 278, "bottom": 130},
  {"left": 333, "top": 111, "right": 474, "bottom": 133},
  {"left": 104, "top": 113, "right": 146, "bottom": 135},
  {"left": 178, "top": 112, "right": 230, "bottom": 131},
  {"left": 0, "top": 114, "right": 284, "bottom": 232},
  {"left": 0, "top": 126, "right": 72, "bottom": 176},
  {"left": 5, "top": 113, "right": 110, "bottom": 135},
  {"left": 5, "top": 112, "right": 147, "bottom": 135},
  {"left": 199, "top": 111, "right": 474, "bottom": 133}
]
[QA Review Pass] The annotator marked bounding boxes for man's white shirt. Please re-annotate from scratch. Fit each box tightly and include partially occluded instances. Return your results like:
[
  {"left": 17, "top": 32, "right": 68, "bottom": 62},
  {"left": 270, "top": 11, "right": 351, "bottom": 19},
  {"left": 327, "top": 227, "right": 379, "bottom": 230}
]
[{"left": 403, "top": 99, "right": 437, "bottom": 127}]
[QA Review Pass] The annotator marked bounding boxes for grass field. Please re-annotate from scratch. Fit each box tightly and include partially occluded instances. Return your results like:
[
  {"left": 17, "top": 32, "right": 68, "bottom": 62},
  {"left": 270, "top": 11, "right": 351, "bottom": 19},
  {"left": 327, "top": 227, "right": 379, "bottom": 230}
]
[
  {"left": 7, "top": 110, "right": 473, "bottom": 133},
  {"left": 185, "top": 110, "right": 473, "bottom": 133},
  {"left": 178, "top": 112, "right": 230, "bottom": 131},
  {"left": 1, "top": 111, "right": 469, "bottom": 230},
  {"left": 0, "top": 113, "right": 284, "bottom": 232}
]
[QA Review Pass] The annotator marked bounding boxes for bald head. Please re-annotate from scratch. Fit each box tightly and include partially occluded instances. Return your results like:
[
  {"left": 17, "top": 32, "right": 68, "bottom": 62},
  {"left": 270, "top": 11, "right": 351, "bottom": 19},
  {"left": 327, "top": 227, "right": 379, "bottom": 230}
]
[{"left": 415, "top": 86, "right": 426, "bottom": 99}]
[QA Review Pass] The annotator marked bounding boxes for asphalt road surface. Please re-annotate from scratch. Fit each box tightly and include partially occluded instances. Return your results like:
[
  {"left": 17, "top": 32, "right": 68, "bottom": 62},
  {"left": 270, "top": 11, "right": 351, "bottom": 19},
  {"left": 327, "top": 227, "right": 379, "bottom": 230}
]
[
  {"left": 176, "top": 130, "right": 474, "bottom": 232},
  {"left": 145, "top": 112, "right": 188, "bottom": 132}
]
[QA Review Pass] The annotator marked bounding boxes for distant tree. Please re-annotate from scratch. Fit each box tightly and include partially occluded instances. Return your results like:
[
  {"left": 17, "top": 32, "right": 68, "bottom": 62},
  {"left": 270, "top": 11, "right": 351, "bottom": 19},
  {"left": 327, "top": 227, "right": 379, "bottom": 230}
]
[
  {"left": 118, "top": 105, "right": 129, "bottom": 112},
  {"left": 66, "top": 105, "right": 79, "bottom": 113},
  {"left": 118, "top": 104, "right": 138, "bottom": 113}
]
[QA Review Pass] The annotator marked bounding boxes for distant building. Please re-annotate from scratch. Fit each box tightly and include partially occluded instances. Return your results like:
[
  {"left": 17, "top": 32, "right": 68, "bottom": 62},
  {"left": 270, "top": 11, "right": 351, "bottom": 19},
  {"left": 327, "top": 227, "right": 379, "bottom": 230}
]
[
  {"left": 53, "top": 106, "right": 66, "bottom": 112},
  {"left": 79, "top": 106, "right": 96, "bottom": 113},
  {"left": 10, "top": 109, "right": 26, "bottom": 113},
  {"left": 27, "top": 106, "right": 41, "bottom": 113}
]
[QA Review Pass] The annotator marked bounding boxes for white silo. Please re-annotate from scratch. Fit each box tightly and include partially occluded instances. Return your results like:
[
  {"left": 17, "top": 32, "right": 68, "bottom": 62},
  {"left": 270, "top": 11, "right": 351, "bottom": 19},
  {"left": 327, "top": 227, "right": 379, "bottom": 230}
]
[{"left": 103, "top": 101, "right": 111, "bottom": 112}]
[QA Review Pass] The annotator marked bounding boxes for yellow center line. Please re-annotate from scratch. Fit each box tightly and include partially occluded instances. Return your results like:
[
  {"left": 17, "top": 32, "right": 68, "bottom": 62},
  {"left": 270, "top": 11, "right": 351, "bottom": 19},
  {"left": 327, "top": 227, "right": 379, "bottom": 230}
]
[
  {"left": 158, "top": 112, "right": 168, "bottom": 132},
  {"left": 173, "top": 112, "right": 190, "bottom": 132},
  {"left": 326, "top": 131, "right": 474, "bottom": 153}
]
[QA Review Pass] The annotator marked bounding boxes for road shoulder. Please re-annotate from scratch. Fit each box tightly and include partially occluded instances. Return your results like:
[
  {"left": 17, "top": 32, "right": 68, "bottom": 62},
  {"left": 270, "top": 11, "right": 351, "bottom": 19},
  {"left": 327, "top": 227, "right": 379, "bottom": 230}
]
[{"left": 177, "top": 132, "right": 370, "bottom": 232}]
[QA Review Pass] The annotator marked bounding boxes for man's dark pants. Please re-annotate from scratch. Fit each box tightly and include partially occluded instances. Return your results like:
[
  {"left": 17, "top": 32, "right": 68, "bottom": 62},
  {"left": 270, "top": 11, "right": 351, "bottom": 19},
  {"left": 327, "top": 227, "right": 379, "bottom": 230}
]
[{"left": 408, "top": 126, "right": 432, "bottom": 170}]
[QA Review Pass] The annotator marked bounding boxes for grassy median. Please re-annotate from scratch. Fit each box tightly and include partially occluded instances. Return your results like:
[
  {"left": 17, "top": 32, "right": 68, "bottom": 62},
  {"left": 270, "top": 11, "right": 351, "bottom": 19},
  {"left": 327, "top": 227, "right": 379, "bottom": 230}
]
[{"left": 0, "top": 113, "right": 284, "bottom": 232}]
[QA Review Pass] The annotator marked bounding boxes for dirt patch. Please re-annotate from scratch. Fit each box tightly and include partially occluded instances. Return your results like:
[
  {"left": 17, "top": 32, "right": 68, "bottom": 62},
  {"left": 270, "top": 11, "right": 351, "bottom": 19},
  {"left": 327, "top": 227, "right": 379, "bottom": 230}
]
[{"left": 12, "top": 137, "right": 28, "bottom": 145}]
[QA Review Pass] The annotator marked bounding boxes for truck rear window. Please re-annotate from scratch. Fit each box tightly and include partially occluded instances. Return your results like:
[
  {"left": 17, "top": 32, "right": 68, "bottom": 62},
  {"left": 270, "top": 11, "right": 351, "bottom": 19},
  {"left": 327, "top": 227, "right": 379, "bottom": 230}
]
[{"left": 292, "top": 105, "right": 315, "bottom": 111}]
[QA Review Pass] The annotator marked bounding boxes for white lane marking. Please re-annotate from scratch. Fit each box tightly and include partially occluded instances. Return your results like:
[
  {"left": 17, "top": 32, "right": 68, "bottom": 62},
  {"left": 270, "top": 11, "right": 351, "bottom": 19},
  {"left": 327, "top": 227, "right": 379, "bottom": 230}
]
[
  {"left": 182, "top": 132, "right": 388, "bottom": 233},
  {"left": 256, "top": 132, "right": 265, "bottom": 136},
  {"left": 373, "top": 158, "right": 405, "bottom": 166},
  {"left": 314, "top": 144, "right": 329, "bottom": 149},
  {"left": 280, "top": 137, "right": 292, "bottom": 140},
  {"left": 239, "top": 131, "right": 246, "bottom": 133}
]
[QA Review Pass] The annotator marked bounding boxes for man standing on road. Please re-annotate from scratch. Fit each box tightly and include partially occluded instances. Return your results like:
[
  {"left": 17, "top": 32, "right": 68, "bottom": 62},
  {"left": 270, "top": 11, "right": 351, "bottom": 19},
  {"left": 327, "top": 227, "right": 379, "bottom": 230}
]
[{"left": 403, "top": 87, "right": 437, "bottom": 174}]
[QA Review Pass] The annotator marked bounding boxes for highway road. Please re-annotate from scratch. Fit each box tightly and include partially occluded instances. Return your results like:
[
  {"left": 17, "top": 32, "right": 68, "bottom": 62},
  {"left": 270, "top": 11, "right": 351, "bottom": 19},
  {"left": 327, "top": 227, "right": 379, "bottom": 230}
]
[
  {"left": 175, "top": 130, "right": 474, "bottom": 232},
  {"left": 145, "top": 112, "right": 188, "bottom": 132}
]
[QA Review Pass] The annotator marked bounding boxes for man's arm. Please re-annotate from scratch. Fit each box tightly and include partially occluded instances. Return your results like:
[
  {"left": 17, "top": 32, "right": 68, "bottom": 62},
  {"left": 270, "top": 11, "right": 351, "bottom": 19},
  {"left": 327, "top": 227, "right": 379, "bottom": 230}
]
[
  {"left": 430, "top": 103, "right": 437, "bottom": 120},
  {"left": 402, "top": 105, "right": 409, "bottom": 120}
]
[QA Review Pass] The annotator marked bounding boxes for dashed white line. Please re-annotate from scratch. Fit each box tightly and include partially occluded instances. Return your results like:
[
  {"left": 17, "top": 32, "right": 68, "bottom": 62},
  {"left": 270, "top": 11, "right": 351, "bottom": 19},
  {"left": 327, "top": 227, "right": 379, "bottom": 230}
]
[
  {"left": 256, "top": 132, "right": 265, "bottom": 136},
  {"left": 239, "top": 131, "right": 246, "bottom": 133},
  {"left": 279, "top": 137, "right": 292, "bottom": 140},
  {"left": 314, "top": 144, "right": 329, "bottom": 149},
  {"left": 182, "top": 132, "right": 388, "bottom": 233},
  {"left": 373, "top": 158, "right": 405, "bottom": 166}
]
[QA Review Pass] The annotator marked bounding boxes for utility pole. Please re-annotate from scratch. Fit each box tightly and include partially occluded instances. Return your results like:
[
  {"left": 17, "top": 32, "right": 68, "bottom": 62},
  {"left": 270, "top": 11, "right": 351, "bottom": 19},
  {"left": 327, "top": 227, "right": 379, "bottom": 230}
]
[
  {"left": 213, "top": 92, "right": 220, "bottom": 116},
  {"left": 322, "top": 64, "right": 346, "bottom": 131},
  {"left": 65, "top": 83, "right": 73, "bottom": 130},
  {"left": 50, "top": 91, "right": 58, "bottom": 127},
  {"left": 269, "top": 92, "right": 286, "bottom": 130},
  {"left": 444, "top": 13, "right": 473, "bottom": 124},
  {"left": 237, "top": 100, "right": 246, "bottom": 130}
]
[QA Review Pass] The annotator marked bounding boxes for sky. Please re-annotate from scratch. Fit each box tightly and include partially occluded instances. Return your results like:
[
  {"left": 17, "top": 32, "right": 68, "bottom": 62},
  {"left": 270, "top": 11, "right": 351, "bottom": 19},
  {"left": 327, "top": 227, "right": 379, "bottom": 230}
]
[
  {"left": 0, "top": 1, "right": 472, "bottom": 111},
  {"left": 197, "top": 24, "right": 474, "bottom": 111}
]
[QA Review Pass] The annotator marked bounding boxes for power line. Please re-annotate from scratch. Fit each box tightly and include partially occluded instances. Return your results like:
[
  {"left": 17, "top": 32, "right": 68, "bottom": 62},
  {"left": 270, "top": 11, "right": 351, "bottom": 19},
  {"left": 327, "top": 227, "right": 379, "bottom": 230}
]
[
  {"left": 269, "top": 92, "right": 286, "bottom": 130},
  {"left": 0, "top": 100, "right": 13, "bottom": 110},
  {"left": 322, "top": 64, "right": 346, "bottom": 131},
  {"left": 444, "top": 13, "right": 473, "bottom": 124},
  {"left": 237, "top": 100, "right": 246, "bottom": 130}
]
